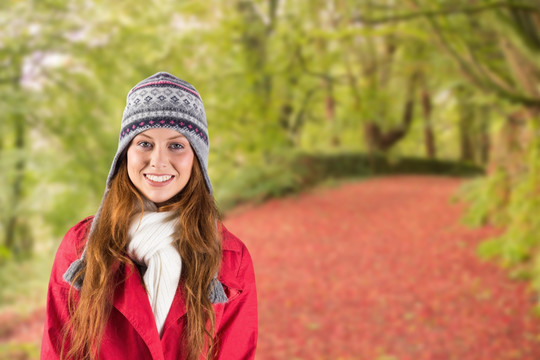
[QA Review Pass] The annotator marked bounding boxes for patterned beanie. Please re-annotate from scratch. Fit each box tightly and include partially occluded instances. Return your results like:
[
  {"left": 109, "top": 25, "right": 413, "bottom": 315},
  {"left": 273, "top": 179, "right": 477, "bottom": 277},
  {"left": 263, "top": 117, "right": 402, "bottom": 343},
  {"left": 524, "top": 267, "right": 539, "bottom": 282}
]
[
  {"left": 62, "top": 72, "right": 227, "bottom": 304},
  {"left": 108, "top": 71, "right": 212, "bottom": 193}
]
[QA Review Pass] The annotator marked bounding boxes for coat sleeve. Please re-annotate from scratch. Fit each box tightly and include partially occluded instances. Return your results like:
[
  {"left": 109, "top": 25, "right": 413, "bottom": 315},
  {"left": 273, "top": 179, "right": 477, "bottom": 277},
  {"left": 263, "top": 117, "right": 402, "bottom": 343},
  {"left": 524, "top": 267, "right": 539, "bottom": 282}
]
[
  {"left": 216, "top": 242, "right": 258, "bottom": 360},
  {"left": 41, "top": 218, "right": 90, "bottom": 359}
]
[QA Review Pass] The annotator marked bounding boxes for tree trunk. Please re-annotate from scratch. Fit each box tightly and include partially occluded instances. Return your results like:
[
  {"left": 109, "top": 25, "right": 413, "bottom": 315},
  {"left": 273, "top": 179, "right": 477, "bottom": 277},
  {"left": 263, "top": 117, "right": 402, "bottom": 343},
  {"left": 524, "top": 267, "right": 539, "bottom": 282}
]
[
  {"left": 459, "top": 119, "right": 475, "bottom": 162},
  {"left": 457, "top": 86, "right": 475, "bottom": 162},
  {"left": 4, "top": 113, "right": 26, "bottom": 252},
  {"left": 363, "top": 71, "right": 419, "bottom": 152},
  {"left": 323, "top": 78, "right": 340, "bottom": 147},
  {"left": 421, "top": 89, "right": 436, "bottom": 158},
  {"left": 237, "top": 0, "right": 271, "bottom": 102},
  {"left": 479, "top": 106, "right": 491, "bottom": 165}
]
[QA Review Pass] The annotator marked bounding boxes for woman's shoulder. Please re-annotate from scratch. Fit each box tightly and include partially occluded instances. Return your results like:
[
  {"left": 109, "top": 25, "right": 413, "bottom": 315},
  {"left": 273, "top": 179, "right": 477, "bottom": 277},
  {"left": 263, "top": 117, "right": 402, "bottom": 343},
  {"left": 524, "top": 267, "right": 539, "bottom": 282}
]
[
  {"left": 60, "top": 216, "right": 93, "bottom": 254},
  {"left": 49, "top": 216, "right": 94, "bottom": 287},
  {"left": 220, "top": 224, "right": 246, "bottom": 253},
  {"left": 219, "top": 224, "right": 255, "bottom": 291}
]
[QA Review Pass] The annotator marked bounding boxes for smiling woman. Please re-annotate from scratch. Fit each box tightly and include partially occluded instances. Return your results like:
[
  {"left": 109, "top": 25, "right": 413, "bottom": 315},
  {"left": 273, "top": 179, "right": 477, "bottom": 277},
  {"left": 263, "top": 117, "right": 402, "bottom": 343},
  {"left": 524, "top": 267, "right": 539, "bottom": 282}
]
[{"left": 40, "top": 72, "right": 258, "bottom": 360}]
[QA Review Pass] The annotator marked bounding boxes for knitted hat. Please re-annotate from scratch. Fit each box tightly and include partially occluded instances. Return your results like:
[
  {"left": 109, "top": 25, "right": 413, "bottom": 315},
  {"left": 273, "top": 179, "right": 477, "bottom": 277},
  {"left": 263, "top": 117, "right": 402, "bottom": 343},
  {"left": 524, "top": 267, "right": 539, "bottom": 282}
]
[
  {"left": 109, "top": 71, "right": 212, "bottom": 193},
  {"left": 62, "top": 72, "right": 227, "bottom": 304}
]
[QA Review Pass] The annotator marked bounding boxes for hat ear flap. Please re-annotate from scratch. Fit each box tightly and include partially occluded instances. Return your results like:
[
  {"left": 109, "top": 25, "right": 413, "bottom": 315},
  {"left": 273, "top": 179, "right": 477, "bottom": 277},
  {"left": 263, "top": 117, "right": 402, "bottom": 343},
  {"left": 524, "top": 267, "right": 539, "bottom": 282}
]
[{"left": 208, "top": 277, "right": 228, "bottom": 304}]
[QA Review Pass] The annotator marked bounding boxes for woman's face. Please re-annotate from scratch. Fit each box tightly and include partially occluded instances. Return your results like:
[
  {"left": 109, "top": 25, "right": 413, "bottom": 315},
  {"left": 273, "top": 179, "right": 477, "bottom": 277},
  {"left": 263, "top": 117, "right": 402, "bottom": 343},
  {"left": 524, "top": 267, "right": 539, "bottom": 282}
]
[{"left": 127, "top": 128, "right": 194, "bottom": 204}]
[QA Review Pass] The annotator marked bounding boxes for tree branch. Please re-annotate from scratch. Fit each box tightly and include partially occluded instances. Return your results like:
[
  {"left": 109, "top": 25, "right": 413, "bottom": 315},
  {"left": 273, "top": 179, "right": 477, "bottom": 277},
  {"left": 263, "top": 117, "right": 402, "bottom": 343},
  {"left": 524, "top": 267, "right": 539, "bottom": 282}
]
[
  {"left": 295, "top": 45, "right": 337, "bottom": 83},
  {"left": 354, "top": 1, "right": 538, "bottom": 25}
]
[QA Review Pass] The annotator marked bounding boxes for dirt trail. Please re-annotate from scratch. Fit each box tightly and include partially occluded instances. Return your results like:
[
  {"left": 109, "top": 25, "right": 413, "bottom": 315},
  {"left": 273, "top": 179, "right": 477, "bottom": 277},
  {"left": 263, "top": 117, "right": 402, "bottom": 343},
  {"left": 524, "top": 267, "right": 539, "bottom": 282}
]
[{"left": 3, "top": 176, "right": 540, "bottom": 359}]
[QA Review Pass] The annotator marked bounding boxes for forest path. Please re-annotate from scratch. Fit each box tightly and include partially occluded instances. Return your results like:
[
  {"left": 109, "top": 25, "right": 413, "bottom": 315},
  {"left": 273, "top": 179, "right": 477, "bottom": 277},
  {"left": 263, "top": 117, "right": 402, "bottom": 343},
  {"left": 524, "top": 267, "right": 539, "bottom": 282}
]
[
  {"left": 2, "top": 176, "right": 540, "bottom": 360},
  {"left": 224, "top": 176, "right": 540, "bottom": 360}
]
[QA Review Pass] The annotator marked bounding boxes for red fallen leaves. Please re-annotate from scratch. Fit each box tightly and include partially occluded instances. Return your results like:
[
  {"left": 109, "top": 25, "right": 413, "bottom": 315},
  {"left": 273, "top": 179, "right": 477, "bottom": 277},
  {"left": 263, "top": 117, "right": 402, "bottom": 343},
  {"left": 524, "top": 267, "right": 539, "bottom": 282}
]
[
  {"left": 0, "top": 308, "right": 45, "bottom": 345},
  {"left": 224, "top": 176, "right": 540, "bottom": 360}
]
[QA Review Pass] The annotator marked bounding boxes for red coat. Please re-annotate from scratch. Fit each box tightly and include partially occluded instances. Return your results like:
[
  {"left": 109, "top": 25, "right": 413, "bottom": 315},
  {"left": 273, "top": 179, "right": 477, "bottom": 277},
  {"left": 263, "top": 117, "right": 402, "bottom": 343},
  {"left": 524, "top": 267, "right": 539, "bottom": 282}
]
[{"left": 41, "top": 217, "right": 258, "bottom": 359}]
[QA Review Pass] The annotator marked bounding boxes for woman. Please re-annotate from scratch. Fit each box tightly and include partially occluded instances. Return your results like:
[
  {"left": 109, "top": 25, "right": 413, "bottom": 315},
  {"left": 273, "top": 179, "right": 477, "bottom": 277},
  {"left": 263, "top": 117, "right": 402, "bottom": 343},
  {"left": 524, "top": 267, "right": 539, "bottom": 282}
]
[{"left": 41, "top": 72, "right": 258, "bottom": 360}]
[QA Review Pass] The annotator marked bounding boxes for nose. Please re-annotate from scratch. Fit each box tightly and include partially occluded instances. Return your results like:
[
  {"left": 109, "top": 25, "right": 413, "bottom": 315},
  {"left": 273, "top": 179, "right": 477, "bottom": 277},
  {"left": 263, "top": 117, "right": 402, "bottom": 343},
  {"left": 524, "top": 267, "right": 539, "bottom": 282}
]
[{"left": 150, "top": 146, "right": 168, "bottom": 168}]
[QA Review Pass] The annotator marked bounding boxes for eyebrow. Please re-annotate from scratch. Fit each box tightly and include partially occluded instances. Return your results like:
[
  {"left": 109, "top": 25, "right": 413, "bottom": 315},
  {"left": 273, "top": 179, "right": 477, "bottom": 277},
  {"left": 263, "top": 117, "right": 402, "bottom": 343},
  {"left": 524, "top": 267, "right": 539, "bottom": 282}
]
[{"left": 138, "top": 133, "right": 187, "bottom": 141}]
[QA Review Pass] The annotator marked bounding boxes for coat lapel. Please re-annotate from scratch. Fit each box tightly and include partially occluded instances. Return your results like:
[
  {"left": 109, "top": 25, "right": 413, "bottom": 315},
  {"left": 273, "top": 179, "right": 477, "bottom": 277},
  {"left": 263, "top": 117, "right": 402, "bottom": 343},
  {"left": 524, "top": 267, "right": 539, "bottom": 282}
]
[
  {"left": 113, "top": 263, "right": 164, "bottom": 360},
  {"left": 160, "top": 280, "right": 187, "bottom": 336}
]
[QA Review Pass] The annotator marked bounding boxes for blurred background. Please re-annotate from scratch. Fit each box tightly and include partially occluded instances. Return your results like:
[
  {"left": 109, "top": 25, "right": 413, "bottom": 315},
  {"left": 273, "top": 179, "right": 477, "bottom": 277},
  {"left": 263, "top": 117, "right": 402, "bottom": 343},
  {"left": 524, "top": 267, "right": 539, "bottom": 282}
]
[{"left": 3, "top": 0, "right": 540, "bottom": 358}]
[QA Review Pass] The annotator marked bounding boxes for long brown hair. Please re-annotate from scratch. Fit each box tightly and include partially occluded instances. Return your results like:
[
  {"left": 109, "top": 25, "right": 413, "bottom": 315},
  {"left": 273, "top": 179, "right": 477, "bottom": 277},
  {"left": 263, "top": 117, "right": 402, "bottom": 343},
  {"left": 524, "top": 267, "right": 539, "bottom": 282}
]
[{"left": 63, "top": 154, "right": 222, "bottom": 360}]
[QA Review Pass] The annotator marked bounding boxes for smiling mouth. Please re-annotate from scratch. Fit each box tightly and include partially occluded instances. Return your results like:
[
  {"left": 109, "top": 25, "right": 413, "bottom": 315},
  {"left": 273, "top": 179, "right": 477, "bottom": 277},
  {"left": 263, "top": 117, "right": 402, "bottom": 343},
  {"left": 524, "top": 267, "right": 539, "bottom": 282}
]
[{"left": 145, "top": 174, "right": 174, "bottom": 182}]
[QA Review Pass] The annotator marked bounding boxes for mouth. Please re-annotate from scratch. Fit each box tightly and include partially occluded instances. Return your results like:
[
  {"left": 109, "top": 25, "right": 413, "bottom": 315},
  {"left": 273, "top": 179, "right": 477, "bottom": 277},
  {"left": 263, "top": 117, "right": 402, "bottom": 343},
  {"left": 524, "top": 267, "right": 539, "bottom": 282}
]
[{"left": 144, "top": 174, "right": 175, "bottom": 185}]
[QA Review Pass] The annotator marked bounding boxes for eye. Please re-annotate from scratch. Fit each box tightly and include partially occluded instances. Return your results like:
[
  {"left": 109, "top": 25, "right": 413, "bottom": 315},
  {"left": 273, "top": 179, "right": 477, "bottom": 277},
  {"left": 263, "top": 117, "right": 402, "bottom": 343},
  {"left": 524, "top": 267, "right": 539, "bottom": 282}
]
[
  {"left": 170, "top": 143, "right": 185, "bottom": 150},
  {"left": 137, "top": 141, "right": 152, "bottom": 148}
]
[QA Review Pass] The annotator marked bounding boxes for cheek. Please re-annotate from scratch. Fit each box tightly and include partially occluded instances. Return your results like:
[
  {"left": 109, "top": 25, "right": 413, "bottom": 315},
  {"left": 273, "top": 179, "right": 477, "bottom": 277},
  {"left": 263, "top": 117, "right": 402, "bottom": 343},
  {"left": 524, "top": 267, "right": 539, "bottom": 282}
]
[
  {"left": 182, "top": 153, "right": 195, "bottom": 174},
  {"left": 126, "top": 148, "right": 144, "bottom": 179},
  {"left": 173, "top": 152, "right": 195, "bottom": 174}
]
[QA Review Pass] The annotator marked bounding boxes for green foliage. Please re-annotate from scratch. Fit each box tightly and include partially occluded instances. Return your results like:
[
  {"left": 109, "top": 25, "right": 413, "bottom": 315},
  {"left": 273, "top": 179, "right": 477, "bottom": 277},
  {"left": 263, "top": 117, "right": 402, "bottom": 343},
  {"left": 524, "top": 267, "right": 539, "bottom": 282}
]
[
  {"left": 0, "top": 246, "right": 11, "bottom": 263},
  {"left": 0, "top": 253, "right": 52, "bottom": 311},
  {"left": 459, "top": 167, "right": 509, "bottom": 227},
  {"left": 0, "top": 343, "right": 39, "bottom": 360},
  {"left": 214, "top": 150, "right": 302, "bottom": 210},
  {"left": 463, "top": 133, "right": 540, "bottom": 296}
]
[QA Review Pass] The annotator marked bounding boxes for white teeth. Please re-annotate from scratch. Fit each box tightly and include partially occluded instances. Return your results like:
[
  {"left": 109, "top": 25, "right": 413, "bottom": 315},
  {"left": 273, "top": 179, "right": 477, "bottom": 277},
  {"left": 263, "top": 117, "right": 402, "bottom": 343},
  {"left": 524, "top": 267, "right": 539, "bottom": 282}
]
[{"left": 146, "top": 174, "right": 173, "bottom": 182}]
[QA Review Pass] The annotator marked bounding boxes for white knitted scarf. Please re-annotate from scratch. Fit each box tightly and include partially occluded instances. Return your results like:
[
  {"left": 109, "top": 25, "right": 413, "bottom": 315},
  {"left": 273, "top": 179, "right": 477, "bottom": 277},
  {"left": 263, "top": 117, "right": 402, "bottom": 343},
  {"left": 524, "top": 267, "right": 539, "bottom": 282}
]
[{"left": 127, "top": 211, "right": 181, "bottom": 335}]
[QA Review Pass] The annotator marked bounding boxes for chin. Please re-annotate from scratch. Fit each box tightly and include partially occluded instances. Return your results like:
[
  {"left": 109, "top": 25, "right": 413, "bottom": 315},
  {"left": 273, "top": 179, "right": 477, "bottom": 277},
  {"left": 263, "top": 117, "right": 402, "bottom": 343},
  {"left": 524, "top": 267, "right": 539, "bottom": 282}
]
[
  {"left": 148, "top": 195, "right": 174, "bottom": 204},
  {"left": 145, "top": 189, "right": 185, "bottom": 206}
]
